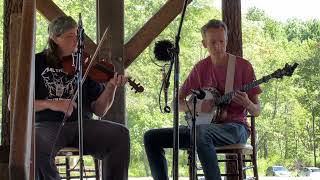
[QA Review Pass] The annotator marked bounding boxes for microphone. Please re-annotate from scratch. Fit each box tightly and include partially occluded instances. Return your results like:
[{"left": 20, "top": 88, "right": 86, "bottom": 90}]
[
  {"left": 154, "top": 40, "right": 174, "bottom": 61},
  {"left": 191, "top": 89, "right": 206, "bottom": 100},
  {"left": 155, "top": 40, "right": 174, "bottom": 113}
]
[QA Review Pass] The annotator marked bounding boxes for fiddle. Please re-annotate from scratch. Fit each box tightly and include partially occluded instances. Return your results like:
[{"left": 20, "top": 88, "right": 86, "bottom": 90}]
[{"left": 61, "top": 53, "right": 144, "bottom": 93}]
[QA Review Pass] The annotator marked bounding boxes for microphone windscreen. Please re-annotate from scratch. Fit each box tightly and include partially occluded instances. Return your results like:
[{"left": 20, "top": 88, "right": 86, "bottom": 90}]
[
  {"left": 198, "top": 89, "right": 206, "bottom": 100},
  {"left": 154, "top": 40, "right": 174, "bottom": 61}
]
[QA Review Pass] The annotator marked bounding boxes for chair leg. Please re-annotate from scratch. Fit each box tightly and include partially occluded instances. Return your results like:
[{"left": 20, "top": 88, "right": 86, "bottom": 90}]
[
  {"left": 187, "top": 149, "right": 192, "bottom": 179},
  {"left": 94, "top": 158, "right": 100, "bottom": 180},
  {"left": 243, "top": 155, "right": 246, "bottom": 179},
  {"left": 65, "top": 156, "right": 71, "bottom": 180},
  {"left": 252, "top": 154, "right": 258, "bottom": 180},
  {"left": 237, "top": 153, "right": 243, "bottom": 180}
]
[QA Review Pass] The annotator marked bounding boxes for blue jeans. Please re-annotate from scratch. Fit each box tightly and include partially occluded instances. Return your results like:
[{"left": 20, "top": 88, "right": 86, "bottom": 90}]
[{"left": 144, "top": 123, "right": 248, "bottom": 180}]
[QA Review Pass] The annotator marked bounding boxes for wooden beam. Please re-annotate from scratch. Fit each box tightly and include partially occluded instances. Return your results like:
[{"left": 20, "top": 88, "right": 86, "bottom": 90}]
[
  {"left": 36, "top": 0, "right": 97, "bottom": 55},
  {"left": 124, "top": 0, "right": 192, "bottom": 68},
  {"left": 9, "top": 0, "right": 35, "bottom": 178}
]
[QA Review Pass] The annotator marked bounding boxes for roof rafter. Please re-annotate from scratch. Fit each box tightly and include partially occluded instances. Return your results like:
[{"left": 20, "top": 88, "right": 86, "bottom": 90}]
[
  {"left": 36, "top": 0, "right": 97, "bottom": 55},
  {"left": 124, "top": 0, "right": 191, "bottom": 68}
]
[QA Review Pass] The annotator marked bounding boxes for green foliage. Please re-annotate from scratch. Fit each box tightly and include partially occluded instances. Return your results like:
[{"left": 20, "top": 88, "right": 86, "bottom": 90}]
[
  {"left": 246, "top": 7, "right": 267, "bottom": 21},
  {"left": 285, "top": 18, "right": 320, "bottom": 42}
]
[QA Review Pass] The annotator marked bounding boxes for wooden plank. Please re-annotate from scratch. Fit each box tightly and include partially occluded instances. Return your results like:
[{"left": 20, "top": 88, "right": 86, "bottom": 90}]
[
  {"left": 97, "top": 0, "right": 125, "bottom": 179},
  {"left": 2, "top": 0, "right": 23, "bottom": 149},
  {"left": 9, "top": 14, "right": 21, "bottom": 138},
  {"left": 36, "top": 0, "right": 97, "bottom": 55},
  {"left": 124, "top": 0, "right": 192, "bottom": 68},
  {"left": 97, "top": 0, "right": 126, "bottom": 125},
  {"left": 9, "top": 0, "right": 35, "bottom": 178}
]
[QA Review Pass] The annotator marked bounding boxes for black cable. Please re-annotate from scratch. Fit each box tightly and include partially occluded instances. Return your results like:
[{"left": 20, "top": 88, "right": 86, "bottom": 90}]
[{"left": 158, "top": 64, "right": 171, "bottom": 113}]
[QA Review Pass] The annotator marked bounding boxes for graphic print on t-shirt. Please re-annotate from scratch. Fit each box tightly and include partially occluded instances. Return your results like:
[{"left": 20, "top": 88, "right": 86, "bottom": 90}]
[{"left": 41, "top": 67, "right": 76, "bottom": 99}]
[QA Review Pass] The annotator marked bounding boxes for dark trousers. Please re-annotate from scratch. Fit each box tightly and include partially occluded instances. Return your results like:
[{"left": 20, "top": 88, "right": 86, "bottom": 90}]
[{"left": 36, "top": 120, "right": 130, "bottom": 180}]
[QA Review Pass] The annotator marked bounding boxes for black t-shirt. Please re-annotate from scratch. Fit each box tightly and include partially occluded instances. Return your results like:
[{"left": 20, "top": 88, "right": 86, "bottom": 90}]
[{"left": 35, "top": 51, "right": 105, "bottom": 123}]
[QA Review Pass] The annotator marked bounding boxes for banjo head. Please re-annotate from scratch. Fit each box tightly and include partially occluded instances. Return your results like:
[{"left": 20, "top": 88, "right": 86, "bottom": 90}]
[{"left": 185, "top": 87, "right": 221, "bottom": 127}]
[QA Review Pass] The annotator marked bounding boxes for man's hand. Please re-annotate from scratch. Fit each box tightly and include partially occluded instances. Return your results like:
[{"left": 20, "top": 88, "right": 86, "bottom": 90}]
[
  {"left": 107, "top": 72, "right": 128, "bottom": 88},
  {"left": 232, "top": 91, "right": 251, "bottom": 108},
  {"left": 49, "top": 99, "right": 77, "bottom": 117}
]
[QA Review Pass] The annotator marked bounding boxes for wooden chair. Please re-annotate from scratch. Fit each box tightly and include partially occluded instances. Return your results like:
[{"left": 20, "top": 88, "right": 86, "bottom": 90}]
[
  {"left": 55, "top": 147, "right": 101, "bottom": 180},
  {"left": 191, "top": 115, "right": 259, "bottom": 180}
]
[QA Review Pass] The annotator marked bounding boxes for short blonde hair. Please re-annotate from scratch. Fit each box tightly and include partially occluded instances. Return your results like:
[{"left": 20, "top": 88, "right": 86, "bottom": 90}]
[{"left": 201, "top": 19, "right": 228, "bottom": 40}]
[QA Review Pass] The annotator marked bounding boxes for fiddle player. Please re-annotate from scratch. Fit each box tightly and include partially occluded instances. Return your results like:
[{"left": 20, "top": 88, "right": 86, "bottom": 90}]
[{"left": 35, "top": 16, "right": 130, "bottom": 180}]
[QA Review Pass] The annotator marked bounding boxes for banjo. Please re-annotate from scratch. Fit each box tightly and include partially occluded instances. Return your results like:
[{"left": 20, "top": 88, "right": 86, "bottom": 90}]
[{"left": 185, "top": 63, "right": 298, "bottom": 127}]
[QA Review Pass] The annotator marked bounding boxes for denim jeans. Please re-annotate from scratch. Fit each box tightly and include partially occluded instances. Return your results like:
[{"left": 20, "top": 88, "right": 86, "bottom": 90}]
[{"left": 144, "top": 123, "right": 248, "bottom": 180}]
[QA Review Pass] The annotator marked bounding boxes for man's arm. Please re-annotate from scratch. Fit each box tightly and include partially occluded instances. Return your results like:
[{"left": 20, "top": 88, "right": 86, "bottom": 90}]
[
  {"left": 178, "top": 91, "right": 190, "bottom": 112},
  {"left": 91, "top": 83, "right": 117, "bottom": 117},
  {"left": 246, "top": 94, "right": 261, "bottom": 117},
  {"left": 233, "top": 91, "right": 261, "bottom": 117},
  {"left": 34, "top": 99, "right": 76, "bottom": 117},
  {"left": 91, "top": 73, "right": 127, "bottom": 117}
]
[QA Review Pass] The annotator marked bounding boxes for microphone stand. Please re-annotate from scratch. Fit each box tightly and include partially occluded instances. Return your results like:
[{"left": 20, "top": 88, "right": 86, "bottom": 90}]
[
  {"left": 189, "top": 95, "right": 198, "bottom": 180},
  {"left": 76, "top": 13, "right": 85, "bottom": 180},
  {"left": 166, "top": 0, "right": 189, "bottom": 179}
]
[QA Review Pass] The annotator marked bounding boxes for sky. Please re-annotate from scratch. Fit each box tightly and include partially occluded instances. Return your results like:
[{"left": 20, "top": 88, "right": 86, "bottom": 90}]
[{"left": 214, "top": 0, "right": 320, "bottom": 22}]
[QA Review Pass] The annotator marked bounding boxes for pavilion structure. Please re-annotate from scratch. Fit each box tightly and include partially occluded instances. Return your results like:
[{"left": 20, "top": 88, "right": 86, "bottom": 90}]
[{"left": 0, "top": 0, "right": 243, "bottom": 179}]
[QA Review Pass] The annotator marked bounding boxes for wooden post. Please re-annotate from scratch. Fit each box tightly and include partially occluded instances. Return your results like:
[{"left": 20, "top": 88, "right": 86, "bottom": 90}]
[
  {"left": 97, "top": 0, "right": 125, "bottom": 125},
  {"left": 222, "top": 0, "right": 243, "bottom": 179},
  {"left": 9, "top": 0, "right": 35, "bottom": 179},
  {"left": 222, "top": 0, "right": 243, "bottom": 57},
  {"left": 96, "top": 0, "right": 124, "bottom": 179},
  {"left": 1, "top": 0, "right": 23, "bottom": 177},
  {"left": 9, "top": 14, "right": 21, "bottom": 140},
  {"left": 2, "top": 0, "right": 23, "bottom": 149},
  {"left": 0, "top": 13, "right": 23, "bottom": 180}
]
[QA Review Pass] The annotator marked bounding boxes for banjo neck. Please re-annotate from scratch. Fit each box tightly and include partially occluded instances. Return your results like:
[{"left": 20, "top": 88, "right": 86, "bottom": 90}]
[{"left": 216, "top": 75, "right": 272, "bottom": 105}]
